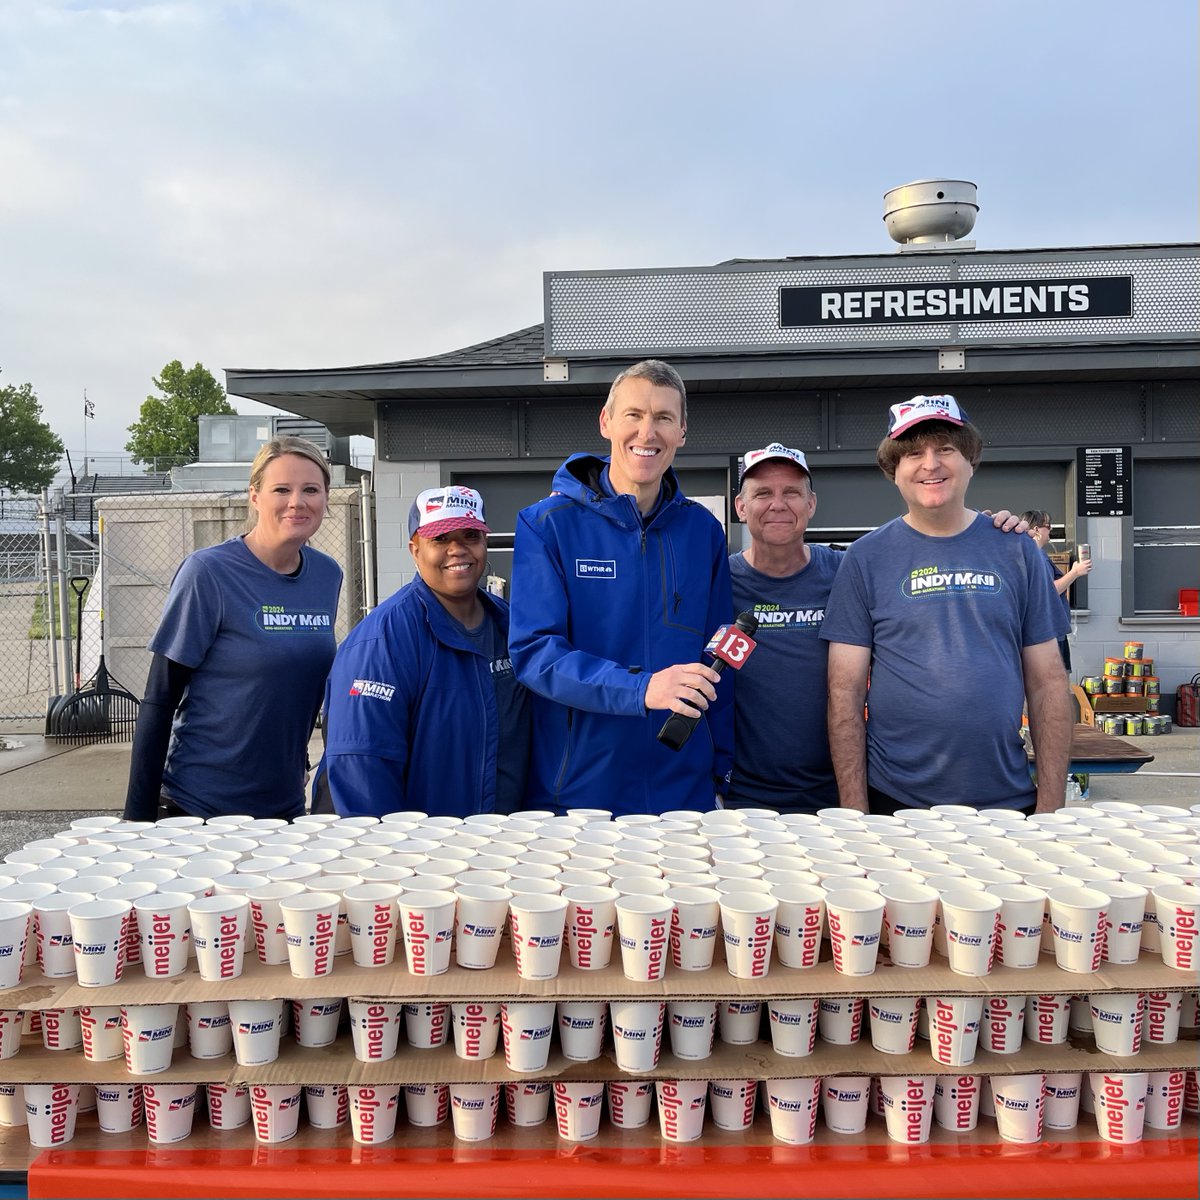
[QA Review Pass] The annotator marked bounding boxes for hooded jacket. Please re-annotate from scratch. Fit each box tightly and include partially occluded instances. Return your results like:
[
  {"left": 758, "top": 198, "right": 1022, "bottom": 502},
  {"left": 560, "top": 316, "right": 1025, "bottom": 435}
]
[
  {"left": 509, "top": 454, "right": 733, "bottom": 815},
  {"left": 314, "top": 576, "right": 528, "bottom": 817}
]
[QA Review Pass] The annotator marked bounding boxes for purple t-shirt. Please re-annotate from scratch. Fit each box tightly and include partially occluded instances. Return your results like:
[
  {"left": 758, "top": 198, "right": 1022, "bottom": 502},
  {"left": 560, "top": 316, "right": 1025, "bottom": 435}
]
[{"left": 819, "top": 513, "right": 1068, "bottom": 810}]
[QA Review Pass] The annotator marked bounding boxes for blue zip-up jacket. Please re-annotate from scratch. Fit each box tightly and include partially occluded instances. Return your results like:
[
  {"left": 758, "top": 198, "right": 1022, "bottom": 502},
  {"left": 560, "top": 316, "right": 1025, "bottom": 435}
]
[
  {"left": 314, "top": 577, "right": 528, "bottom": 817},
  {"left": 509, "top": 454, "right": 734, "bottom": 815}
]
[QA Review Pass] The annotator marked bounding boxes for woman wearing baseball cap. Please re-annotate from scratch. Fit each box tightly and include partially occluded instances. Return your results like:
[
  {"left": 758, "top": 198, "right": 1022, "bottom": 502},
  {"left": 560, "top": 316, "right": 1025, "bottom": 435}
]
[{"left": 314, "top": 485, "right": 531, "bottom": 816}]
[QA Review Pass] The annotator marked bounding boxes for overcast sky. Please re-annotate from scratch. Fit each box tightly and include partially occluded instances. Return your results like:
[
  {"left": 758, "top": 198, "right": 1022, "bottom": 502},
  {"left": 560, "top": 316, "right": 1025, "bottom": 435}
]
[{"left": 2, "top": 0, "right": 1196, "bottom": 473}]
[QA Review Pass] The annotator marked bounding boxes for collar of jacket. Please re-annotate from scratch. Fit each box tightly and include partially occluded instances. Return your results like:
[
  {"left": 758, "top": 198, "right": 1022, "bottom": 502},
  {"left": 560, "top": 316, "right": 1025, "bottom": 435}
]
[
  {"left": 552, "top": 453, "right": 684, "bottom": 530},
  {"left": 409, "top": 574, "right": 508, "bottom": 652}
]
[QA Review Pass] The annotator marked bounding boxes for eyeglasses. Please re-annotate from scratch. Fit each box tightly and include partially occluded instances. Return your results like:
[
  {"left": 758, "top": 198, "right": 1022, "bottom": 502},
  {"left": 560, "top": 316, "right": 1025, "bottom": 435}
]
[{"left": 1033, "top": 524, "right": 1051, "bottom": 532}]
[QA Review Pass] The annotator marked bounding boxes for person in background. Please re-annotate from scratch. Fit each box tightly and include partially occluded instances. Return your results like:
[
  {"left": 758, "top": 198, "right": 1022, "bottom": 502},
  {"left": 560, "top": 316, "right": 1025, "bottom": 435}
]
[
  {"left": 315, "top": 485, "right": 530, "bottom": 817},
  {"left": 124, "top": 436, "right": 342, "bottom": 822},
  {"left": 509, "top": 359, "right": 733, "bottom": 816},
  {"left": 1020, "top": 509, "right": 1092, "bottom": 672},
  {"left": 822, "top": 395, "right": 1072, "bottom": 815}
]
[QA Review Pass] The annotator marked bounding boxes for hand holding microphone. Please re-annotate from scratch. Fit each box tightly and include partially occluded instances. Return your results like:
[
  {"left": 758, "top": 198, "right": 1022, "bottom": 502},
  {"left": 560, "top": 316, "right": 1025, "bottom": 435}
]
[{"left": 655, "top": 612, "right": 759, "bottom": 751}]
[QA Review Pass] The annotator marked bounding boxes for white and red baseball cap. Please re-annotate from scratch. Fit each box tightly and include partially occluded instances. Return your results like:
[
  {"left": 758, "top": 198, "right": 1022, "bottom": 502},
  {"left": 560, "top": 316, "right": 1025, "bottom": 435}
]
[
  {"left": 408, "top": 485, "right": 490, "bottom": 539},
  {"left": 739, "top": 442, "right": 811, "bottom": 482},
  {"left": 887, "top": 394, "right": 970, "bottom": 439}
]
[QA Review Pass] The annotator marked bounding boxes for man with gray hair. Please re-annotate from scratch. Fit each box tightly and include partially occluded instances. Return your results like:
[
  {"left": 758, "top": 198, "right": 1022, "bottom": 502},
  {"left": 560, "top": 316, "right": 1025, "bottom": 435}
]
[{"left": 509, "top": 359, "right": 733, "bottom": 816}]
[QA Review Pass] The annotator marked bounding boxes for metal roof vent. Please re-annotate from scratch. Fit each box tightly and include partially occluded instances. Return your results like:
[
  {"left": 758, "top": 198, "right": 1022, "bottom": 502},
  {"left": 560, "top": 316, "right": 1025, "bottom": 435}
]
[{"left": 884, "top": 179, "right": 978, "bottom": 251}]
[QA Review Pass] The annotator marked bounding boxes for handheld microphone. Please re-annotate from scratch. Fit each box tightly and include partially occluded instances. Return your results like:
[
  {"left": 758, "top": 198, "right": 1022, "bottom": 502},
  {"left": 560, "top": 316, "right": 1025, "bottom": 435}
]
[{"left": 656, "top": 611, "right": 759, "bottom": 752}]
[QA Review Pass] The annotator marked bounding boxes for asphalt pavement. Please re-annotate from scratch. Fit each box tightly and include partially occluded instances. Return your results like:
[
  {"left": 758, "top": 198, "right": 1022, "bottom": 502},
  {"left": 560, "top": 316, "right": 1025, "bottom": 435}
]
[{"left": 0, "top": 726, "right": 1195, "bottom": 862}]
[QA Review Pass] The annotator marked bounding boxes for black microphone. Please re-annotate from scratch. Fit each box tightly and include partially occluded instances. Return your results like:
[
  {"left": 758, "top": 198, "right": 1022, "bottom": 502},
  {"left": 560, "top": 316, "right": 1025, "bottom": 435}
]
[{"left": 656, "top": 612, "right": 759, "bottom": 752}]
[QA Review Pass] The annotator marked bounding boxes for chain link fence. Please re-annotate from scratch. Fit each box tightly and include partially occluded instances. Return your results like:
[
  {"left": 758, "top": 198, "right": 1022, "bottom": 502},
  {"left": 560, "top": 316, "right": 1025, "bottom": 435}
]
[{"left": 0, "top": 486, "right": 371, "bottom": 733}]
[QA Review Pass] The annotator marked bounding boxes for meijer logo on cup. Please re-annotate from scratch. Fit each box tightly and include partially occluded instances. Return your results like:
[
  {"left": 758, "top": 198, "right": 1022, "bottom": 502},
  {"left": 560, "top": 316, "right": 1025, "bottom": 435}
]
[{"left": 359, "top": 1005, "right": 391, "bottom": 1060}]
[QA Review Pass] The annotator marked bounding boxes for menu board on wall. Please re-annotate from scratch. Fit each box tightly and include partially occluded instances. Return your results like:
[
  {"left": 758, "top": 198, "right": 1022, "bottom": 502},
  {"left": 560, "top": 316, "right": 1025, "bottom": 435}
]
[{"left": 1077, "top": 446, "right": 1132, "bottom": 517}]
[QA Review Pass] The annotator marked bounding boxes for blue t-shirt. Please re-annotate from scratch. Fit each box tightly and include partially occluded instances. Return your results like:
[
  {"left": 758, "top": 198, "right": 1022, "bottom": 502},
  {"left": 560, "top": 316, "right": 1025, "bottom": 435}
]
[
  {"left": 819, "top": 513, "right": 1068, "bottom": 810},
  {"left": 727, "top": 545, "right": 844, "bottom": 812},
  {"left": 151, "top": 536, "right": 342, "bottom": 819}
]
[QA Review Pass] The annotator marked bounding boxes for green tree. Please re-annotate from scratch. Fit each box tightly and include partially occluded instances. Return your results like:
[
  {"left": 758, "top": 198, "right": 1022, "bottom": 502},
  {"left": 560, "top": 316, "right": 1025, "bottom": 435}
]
[
  {"left": 0, "top": 374, "right": 65, "bottom": 493},
  {"left": 125, "top": 360, "right": 236, "bottom": 467}
]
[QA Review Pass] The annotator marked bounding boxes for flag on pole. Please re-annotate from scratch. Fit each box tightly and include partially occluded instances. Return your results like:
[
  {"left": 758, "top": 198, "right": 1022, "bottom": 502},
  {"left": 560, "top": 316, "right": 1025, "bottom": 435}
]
[{"left": 84, "top": 390, "right": 95, "bottom": 419}]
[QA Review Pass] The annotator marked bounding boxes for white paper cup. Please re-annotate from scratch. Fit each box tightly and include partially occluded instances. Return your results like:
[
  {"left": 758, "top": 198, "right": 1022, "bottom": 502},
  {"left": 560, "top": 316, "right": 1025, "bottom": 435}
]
[
  {"left": 501, "top": 1001, "right": 555, "bottom": 1072},
  {"left": 78, "top": 1005, "right": 124, "bottom": 1063},
  {"left": 610, "top": 999, "right": 665, "bottom": 1072},
  {"left": 991, "top": 1073, "right": 1046, "bottom": 1143},
  {"left": 817, "top": 995, "right": 864, "bottom": 1046},
  {"left": 40, "top": 1007, "right": 82, "bottom": 1051},
  {"left": 132, "top": 892, "right": 192, "bottom": 980},
  {"left": 299, "top": 1085, "right": 346, "bottom": 1130},
  {"left": 876, "top": 879, "right": 937, "bottom": 969},
  {"left": 655, "top": 1079, "right": 707, "bottom": 1142},
  {"left": 32, "top": 895, "right": 77, "bottom": 979},
  {"left": 348, "top": 1084, "right": 401, "bottom": 1145},
  {"left": 278, "top": 890, "right": 340, "bottom": 979},
  {"left": 1044, "top": 1072, "right": 1083, "bottom": 1130},
  {"left": 501, "top": 1081, "right": 551, "bottom": 1128},
  {"left": 348, "top": 1000, "right": 403, "bottom": 1062},
  {"left": 823, "top": 888, "right": 883, "bottom": 977},
  {"left": 508, "top": 893, "right": 567, "bottom": 980},
  {"left": 1142, "top": 990, "right": 1183, "bottom": 1044},
  {"left": 763, "top": 1080, "right": 820, "bottom": 1142},
  {"left": 1024, "top": 993, "right": 1071, "bottom": 1045},
  {"left": 989, "top": 882, "right": 1047, "bottom": 969},
  {"left": 868, "top": 996, "right": 921, "bottom": 1055},
  {"left": 977, "top": 994, "right": 1024, "bottom": 1055},
  {"left": 614, "top": 893, "right": 673, "bottom": 982},
  {"left": 245, "top": 880, "right": 305, "bottom": 966},
  {"left": 339, "top": 882, "right": 401, "bottom": 969},
  {"left": 770, "top": 883, "right": 825, "bottom": 970},
  {"left": 716, "top": 998, "right": 761, "bottom": 1045},
  {"left": 763, "top": 998, "right": 820, "bottom": 1056},
  {"left": 561, "top": 885, "right": 617, "bottom": 971},
  {"left": 1145, "top": 1070, "right": 1188, "bottom": 1131},
  {"left": 933, "top": 1074, "right": 981, "bottom": 1132},
  {"left": 95, "top": 1084, "right": 143, "bottom": 1133},
  {"left": 879, "top": 1075, "right": 935, "bottom": 1144},
  {"left": 661, "top": 885, "right": 718, "bottom": 972},
  {"left": 403, "top": 1083, "right": 449, "bottom": 1127},
  {"left": 939, "top": 890, "right": 1000, "bottom": 977},
  {"left": 292, "top": 997, "right": 344, "bottom": 1048},
  {"left": 822, "top": 1075, "right": 870, "bottom": 1134},
  {"left": 398, "top": 889, "right": 457, "bottom": 976},
  {"left": 718, "top": 892, "right": 777, "bottom": 979},
  {"left": 184, "top": 1001, "right": 232, "bottom": 1060},
  {"left": 0, "top": 1009, "right": 23, "bottom": 1061},
  {"left": 452, "top": 883, "right": 510, "bottom": 970},
  {"left": 1088, "top": 992, "right": 1145, "bottom": 1056},
  {"left": 449, "top": 1082, "right": 500, "bottom": 1141},
  {"left": 926, "top": 995, "right": 983, "bottom": 1067},
  {"left": 141, "top": 1083, "right": 198, "bottom": 1144},
  {"left": 228, "top": 998, "right": 283, "bottom": 1066},
  {"left": 67, "top": 897, "right": 129, "bottom": 986},
  {"left": 607, "top": 1081, "right": 654, "bottom": 1129},
  {"left": 1094, "top": 880, "right": 1147, "bottom": 965},
  {"left": 403, "top": 1001, "right": 450, "bottom": 1049},
  {"left": 557, "top": 1001, "right": 607, "bottom": 1062},
  {"left": 121, "top": 1003, "right": 179, "bottom": 1074},
  {"left": 708, "top": 1079, "right": 757, "bottom": 1131},
  {"left": 0, "top": 1084, "right": 25, "bottom": 1128},
  {"left": 452, "top": 1001, "right": 502, "bottom": 1061},
  {"left": 1048, "top": 885, "right": 1109, "bottom": 973},
  {"left": 1153, "top": 881, "right": 1200, "bottom": 972},
  {"left": 1091, "top": 1072, "right": 1148, "bottom": 1144},
  {"left": 666, "top": 1000, "right": 717, "bottom": 1061},
  {"left": 249, "top": 1084, "right": 303, "bottom": 1144},
  {"left": 23, "top": 1084, "right": 80, "bottom": 1147},
  {"left": 187, "top": 894, "right": 249, "bottom": 981},
  {"left": 551, "top": 1080, "right": 605, "bottom": 1142}
]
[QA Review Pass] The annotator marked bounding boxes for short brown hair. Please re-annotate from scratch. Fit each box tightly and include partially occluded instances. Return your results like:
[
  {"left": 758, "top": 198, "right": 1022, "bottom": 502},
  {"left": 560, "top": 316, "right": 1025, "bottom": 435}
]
[{"left": 876, "top": 420, "right": 984, "bottom": 481}]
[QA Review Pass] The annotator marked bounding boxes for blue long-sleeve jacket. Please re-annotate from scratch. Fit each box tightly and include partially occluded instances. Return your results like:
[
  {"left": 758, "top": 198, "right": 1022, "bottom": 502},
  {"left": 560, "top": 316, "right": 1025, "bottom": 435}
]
[
  {"left": 508, "top": 454, "right": 734, "bottom": 815},
  {"left": 314, "top": 578, "right": 527, "bottom": 817}
]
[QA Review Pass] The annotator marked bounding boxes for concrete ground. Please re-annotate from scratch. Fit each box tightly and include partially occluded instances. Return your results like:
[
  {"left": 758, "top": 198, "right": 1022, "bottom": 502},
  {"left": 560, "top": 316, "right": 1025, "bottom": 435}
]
[{"left": 0, "top": 723, "right": 1195, "bottom": 862}]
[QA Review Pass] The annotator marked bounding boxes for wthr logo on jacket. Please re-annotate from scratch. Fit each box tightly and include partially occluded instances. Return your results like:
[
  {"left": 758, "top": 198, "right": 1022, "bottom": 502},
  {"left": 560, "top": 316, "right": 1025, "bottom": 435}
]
[{"left": 349, "top": 679, "right": 396, "bottom": 701}]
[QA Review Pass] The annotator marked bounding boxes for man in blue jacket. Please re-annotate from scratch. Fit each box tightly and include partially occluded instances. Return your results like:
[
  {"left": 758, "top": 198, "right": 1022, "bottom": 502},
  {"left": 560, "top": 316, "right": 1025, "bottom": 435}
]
[
  {"left": 509, "top": 359, "right": 733, "bottom": 816},
  {"left": 315, "top": 485, "right": 530, "bottom": 816}
]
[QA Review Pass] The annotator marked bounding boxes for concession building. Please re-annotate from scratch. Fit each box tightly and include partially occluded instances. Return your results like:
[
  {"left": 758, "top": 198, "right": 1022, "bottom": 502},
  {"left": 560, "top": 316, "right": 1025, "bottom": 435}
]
[{"left": 226, "top": 181, "right": 1200, "bottom": 712}]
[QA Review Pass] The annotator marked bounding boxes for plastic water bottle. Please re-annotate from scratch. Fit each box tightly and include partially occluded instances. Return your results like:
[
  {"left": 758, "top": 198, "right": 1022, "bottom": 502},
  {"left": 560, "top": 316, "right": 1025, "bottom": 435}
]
[{"left": 1064, "top": 779, "right": 1082, "bottom": 807}]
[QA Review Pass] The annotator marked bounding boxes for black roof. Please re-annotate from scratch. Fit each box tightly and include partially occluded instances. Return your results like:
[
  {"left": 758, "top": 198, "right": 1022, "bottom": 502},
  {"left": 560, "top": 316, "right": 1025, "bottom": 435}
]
[{"left": 359, "top": 324, "right": 545, "bottom": 369}]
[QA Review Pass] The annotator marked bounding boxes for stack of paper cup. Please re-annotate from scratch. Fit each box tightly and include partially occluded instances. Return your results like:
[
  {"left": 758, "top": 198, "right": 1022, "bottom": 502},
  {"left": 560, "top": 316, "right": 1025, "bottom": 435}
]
[
  {"left": 720, "top": 892, "right": 778, "bottom": 979},
  {"left": 991, "top": 1074, "right": 1045, "bottom": 1143},
  {"left": 656, "top": 1079, "right": 707, "bottom": 1142},
  {"left": 563, "top": 885, "right": 618, "bottom": 971},
  {"left": 505, "top": 1081, "right": 552, "bottom": 1127},
  {"left": 403, "top": 1002, "right": 450, "bottom": 1050},
  {"left": 553, "top": 1080, "right": 606, "bottom": 1141},
  {"left": 557, "top": 1001, "right": 607, "bottom": 1062},
  {"left": 142, "top": 1084, "right": 198, "bottom": 1144},
  {"left": 501, "top": 1001, "right": 555, "bottom": 1072},
  {"left": 449, "top": 1083, "right": 501, "bottom": 1141},
  {"left": 932, "top": 1075, "right": 981, "bottom": 1132},
  {"left": 279, "top": 891, "right": 340, "bottom": 979},
  {"left": 404, "top": 1083, "right": 449, "bottom": 1128},
  {"left": 349, "top": 1084, "right": 401, "bottom": 1145},
  {"left": 615, "top": 894, "right": 673, "bottom": 981},
  {"left": 249, "top": 1084, "right": 303, "bottom": 1144},
  {"left": 133, "top": 892, "right": 192, "bottom": 979},
  {"left": 23, "top": 1084, "right": 80, "bottom": 1147},
  {"left": 452, "top": 884, "right": 509, "bottom": 970},
  {"left": 607, "top": 1081, "right": 654, "bottom": 1130},
  {"left": 879, "top": 1075, "right": 935, "bottom": 1144},
  {"left": 228, "top": 999, "right": 284, "bottom": 1066},
  {"left": 939, "top": 890, "right": 1000, "bottom": 977},
  {"left": 68, "top": 898, "right": 130, "bottom": 986},
  {"left": 1048, "top": 886, "right": 1109, "bottom": 973},
  {"left": 398, "top": 890, "right": 457, "bottom": 976},
  {"left": 926, "top": 995, "right": 983, "bottom": 1067},
  {"left": 868, "top": 996, "right": 921, "bottom": 1055},
  {"left": 452, "top": 1002, "right": 502, "bottom": 1061},
  {"left": 879, "top": 880, "right": 937, "bottom": 969},
  {"left": 121, "top": 1003, "right": 179, "bottom": 1075},
  {"left": 1044, "top": 1073, "right": 1083, "bottom": 1130},
  {"left": 824, "top": 889, "right": 884, "bottom": 977},
  {"left": 348, "top": 1000, "right": 403, "bottom": 1063},
  {"left": 822, "top": 1076, "right": 870, "bottom": 1134},
  {"left": 1145, "top": 1070, "right": 1187, "bottom": 1131},
  {"left": 95, "top": 1084, "right": 143, "bottom": 1134},
  {"left": 508, "top": 894, "right": 567, "bottom": 980},
  {"left": 186, "top": 1001, "right": 233, "bottom": 1060},
  {"left": 666, "top": 1000, "right": 717, "bottom": 1061},
  {"left": 187, "top": 895, "right": 249, "bottom": 981},
  {"left": 610, "top": 1000, "right": 665, "bottom": 1073},
  {"left": 1024, "top": 994, "right": 1071, "bottom": 1046},
  {"left": 1088, "top": 993, "right": 1144, "bottom": 1056},
  {"left": 1091, "top": 1072, "right": 1148, "bottom": 1144},
  {"left": 817, "top": 996, "right": 863, "bottom": 1046},
  {"left": 206, "top": 1084, "right": 252, "bottom": 1130},
  {"left": 765, "top": 1077, "right": 821, "bottom": 1144},
  {"left": 666, "top": 886, "right": 721, "bottom": 972},
  {"left": 78, "top": 1005, "right": 124, "bottom": 1063}
]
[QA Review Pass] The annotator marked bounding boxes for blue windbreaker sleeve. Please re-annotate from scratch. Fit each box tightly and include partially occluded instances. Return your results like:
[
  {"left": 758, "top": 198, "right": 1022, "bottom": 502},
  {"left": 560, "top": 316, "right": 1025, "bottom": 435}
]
[
  {"left": 509, "top": 507, "right": 651, "bottom": 717},
  {"left": 704, "top": 523, "right": 736, "bottom": 787},
  {"left": 322, "top": 752, "right": 409, "bottom": 818}
]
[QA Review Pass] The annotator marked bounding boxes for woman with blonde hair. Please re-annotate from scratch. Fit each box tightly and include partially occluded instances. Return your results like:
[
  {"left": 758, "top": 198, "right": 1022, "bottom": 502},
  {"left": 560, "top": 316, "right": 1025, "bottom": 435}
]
[{"left": 125, "top": 436, "right": 343, "bottom": 821}]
